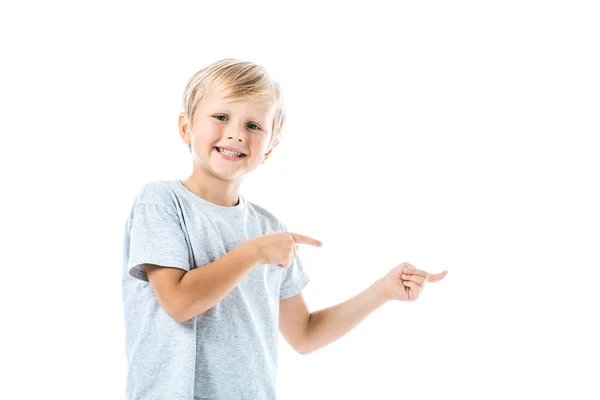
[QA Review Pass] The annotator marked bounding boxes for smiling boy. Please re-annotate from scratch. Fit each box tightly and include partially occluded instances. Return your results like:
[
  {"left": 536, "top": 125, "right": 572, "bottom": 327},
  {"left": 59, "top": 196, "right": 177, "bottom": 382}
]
[{"left": 122, "top": 58, "right": 447, "bottom": 400}]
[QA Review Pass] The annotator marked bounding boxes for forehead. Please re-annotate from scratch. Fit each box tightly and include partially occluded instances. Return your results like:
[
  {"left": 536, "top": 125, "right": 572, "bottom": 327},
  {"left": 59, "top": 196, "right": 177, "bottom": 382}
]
[{"left": 204, "top": 85, "right": 274, "bottom": 116}]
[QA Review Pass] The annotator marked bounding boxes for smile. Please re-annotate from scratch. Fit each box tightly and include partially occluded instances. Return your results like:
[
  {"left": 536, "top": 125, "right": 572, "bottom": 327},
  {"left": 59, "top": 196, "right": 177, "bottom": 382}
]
[{"left": 214, "top": 147, "right": 246, "bottom": 161}]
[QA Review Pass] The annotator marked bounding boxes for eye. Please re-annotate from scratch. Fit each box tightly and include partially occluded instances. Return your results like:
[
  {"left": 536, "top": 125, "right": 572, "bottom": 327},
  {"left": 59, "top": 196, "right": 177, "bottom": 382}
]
[
  {"left": 247, "top": 123, "right": 261, "bottom": 131},
  {"left": 214, "top": 114, "right": 228, "bottom": 121}
]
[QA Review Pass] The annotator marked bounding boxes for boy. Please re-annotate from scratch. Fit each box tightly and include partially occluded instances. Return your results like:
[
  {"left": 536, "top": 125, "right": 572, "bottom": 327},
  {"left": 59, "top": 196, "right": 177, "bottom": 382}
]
[{"left": 122, "top": 58, "right": 447, "bottom": 400}]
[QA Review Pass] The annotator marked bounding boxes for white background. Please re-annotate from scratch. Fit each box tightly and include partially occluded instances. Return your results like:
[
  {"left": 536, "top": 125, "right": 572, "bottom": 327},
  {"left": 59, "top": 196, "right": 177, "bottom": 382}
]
[{"left": 1, "top": 1, "right": 598, "bottom": 399}]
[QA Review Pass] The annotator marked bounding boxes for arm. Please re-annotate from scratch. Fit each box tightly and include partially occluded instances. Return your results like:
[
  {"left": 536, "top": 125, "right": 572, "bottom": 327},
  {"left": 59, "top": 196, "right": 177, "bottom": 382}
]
[
  {"left": 279, "top": 278, "right": 388, "bottom": 355},
  {"left": 280, "top": 264, "right": 448, "bottom": 354},
  {"left": 147, "top": 230, "right": 321, "bottom": 323},
  {"left": 146, "top": 240, "right": 262, "bottom": 322}
]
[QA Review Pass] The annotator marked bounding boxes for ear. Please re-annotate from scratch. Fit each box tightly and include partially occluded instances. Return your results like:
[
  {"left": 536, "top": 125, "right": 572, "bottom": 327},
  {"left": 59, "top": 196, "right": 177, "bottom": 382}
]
[
  {"left": 178, "top": 112, "right": 191, "bottom": 146},
  {"left": 262, "top": 139, "right": 280, "bottom": 163}
]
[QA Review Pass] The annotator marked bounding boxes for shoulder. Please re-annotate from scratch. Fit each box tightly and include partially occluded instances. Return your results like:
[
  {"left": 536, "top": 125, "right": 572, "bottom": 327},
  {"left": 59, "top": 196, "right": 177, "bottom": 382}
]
[{"left": 131, "top": 180, "right": 181, "bottom": 214}]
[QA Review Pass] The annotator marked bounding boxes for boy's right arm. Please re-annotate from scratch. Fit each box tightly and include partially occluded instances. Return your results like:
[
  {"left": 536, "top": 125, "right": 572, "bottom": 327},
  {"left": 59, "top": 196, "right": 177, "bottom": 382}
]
[
  {"left": 146, "top": 240, "right": 263, "bottom": 322},
  {"left": 145, "top": 231, "right": 321, "bottom": 322}
]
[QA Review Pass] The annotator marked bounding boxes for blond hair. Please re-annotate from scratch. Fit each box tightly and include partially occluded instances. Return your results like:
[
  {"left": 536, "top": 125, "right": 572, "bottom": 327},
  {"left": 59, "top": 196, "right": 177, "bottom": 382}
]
[{"left": 181, "top": 58, "right": 285, "bottom": 151}]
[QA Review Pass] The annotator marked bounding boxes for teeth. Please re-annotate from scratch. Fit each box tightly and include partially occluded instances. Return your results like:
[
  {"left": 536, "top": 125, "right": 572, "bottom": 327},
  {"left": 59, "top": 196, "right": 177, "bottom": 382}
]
[{"left": 218, "top": 148, "right": 243, "bottom": 157}]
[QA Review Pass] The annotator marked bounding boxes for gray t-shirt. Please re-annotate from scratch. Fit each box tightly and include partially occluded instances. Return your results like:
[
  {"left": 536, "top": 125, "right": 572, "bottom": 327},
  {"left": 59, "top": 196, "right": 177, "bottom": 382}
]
[{"left": 122, "top": 180, "right": 310, "bottom": 400}]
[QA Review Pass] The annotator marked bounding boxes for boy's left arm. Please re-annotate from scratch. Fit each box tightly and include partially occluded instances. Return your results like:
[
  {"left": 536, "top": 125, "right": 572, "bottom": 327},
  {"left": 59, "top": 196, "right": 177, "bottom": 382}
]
[{"left": 279, "top": 263, "right": 447, "bottom": 355}]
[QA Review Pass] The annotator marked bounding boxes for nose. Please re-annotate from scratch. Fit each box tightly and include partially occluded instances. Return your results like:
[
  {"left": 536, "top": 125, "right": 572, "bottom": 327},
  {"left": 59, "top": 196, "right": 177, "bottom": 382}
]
[{"left": 226, "top": 124, "right": 246, "bottom": 142}]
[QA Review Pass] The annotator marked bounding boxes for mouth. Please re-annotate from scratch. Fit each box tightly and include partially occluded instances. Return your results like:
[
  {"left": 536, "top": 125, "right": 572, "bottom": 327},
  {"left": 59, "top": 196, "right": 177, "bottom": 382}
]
[{"left": 214, "top": 147, "right": 247, "bottom": 159}]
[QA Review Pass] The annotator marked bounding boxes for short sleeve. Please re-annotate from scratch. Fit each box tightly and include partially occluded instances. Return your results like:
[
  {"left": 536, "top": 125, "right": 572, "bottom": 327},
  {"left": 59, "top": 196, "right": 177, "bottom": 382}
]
[
  {"left": 279, "top": 222, "right": 310, "bottom": 299},
  {"left": 127, "top": 204, "right": 192, "bottom": 282},
  {"left": 279, "top": 254, "right": 310, "bottom": 299}
]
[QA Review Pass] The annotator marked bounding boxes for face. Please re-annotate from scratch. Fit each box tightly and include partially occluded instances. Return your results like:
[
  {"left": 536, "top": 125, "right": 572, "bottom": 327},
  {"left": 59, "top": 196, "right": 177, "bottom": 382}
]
[{"left": 179, "top": 85, "right": 279, "bottom": 182}]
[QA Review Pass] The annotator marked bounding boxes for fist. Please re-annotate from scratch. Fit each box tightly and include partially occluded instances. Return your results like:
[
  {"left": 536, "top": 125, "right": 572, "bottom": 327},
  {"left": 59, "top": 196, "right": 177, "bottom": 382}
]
[{"left": 250, "top": 231, "right": 322, "bottom": 269}]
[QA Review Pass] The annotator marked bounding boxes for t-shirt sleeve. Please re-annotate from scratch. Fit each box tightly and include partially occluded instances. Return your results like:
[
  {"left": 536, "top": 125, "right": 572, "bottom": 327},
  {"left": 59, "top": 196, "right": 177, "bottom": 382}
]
[
  {"left": 278, "top": 222, "right": 310, "bottom": 299},
  {"left": 127, "top": 204, "right": 192, "bottom": 282}
]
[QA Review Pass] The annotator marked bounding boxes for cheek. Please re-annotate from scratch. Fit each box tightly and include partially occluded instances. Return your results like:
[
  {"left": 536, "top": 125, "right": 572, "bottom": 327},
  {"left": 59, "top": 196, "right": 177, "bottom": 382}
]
[
  {"left": 250, "top": 146, "right": 269, "bottom": 161},
  {"left": 253, "top": 135, "right": 271, "bottom": 150},
  {"left": 191, "top": 124, "right": 218, "bottom": 145}
]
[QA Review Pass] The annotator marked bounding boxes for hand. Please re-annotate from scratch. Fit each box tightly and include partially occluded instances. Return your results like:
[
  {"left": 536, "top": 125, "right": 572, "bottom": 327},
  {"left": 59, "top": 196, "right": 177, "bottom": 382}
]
[
  {"left": 249, "top": 231, "right": 322, "bottom": 269},
  {"left": 382, "top": 262, "right": 447, "bottom": 302}
]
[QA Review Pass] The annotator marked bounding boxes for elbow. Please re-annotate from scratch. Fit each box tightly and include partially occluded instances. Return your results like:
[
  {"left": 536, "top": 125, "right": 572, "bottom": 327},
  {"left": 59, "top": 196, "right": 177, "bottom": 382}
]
[
  {"left": 166, "top": 303, "right": 187, "bottom": 323},
  {"left": 169, "top": 296, "right": 209, "bottom": 323},
  {"left": 296, "top": 340, "right": 315, "bottom": 355},
  {"left": 170, "top": 301, "right": 199, "bottom": 323},
  {"left": 171, "top": 306, "right": 200, "bottom": 323},
  {"left": 171, "top": 309, "right": 188, "bottom": 323},
  {"left": 296, "top": 319, "right": 313, "bottom": 355},
  {"left": 295, "top": 343, "right": 307, "bottom": 355},
  {"left": 164, "top": 294, "right": 192, "bottom": 323},
  {"left": 297, "top": 346, "right": 312, "bottom": 356}
]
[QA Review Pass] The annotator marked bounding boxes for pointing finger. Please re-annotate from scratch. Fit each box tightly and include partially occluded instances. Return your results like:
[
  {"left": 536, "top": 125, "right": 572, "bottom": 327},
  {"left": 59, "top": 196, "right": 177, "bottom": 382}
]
[
  {"left": 289, "top": 232, "right": 322, "bottom": 247},
  {"left": 427, "top": 270, "right": 448, "bottom": 283}
]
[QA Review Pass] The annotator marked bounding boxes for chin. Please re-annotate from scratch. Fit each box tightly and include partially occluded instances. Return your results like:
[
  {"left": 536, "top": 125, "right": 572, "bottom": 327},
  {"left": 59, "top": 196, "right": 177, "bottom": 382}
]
[{"left": 209, "top": 167, "right": 245, "bottom": 181}]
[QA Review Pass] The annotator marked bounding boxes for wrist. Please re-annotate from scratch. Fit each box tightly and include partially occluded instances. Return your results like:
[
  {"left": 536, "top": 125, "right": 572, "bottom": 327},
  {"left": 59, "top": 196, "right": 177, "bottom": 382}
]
[
  {"left": 376, "top": 278, "right": 392, "bottom": 303},
  {"left": 242, "top": 238, "right": 265, "bottom": 265}
]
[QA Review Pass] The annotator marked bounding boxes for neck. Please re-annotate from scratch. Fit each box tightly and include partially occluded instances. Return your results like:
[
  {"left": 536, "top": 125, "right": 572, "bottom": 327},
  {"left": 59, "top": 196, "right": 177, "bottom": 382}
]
[{"left": 182, "top": 168, "right": 242, "bottom": 207}]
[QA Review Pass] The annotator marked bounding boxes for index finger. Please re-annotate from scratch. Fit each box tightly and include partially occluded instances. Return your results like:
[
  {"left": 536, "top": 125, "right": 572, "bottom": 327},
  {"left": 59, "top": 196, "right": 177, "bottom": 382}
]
[
  {"left": 427, "top": 270, "right": 448, "bottom": 283},
  {"left": 289, "top": 232, "right": 322, "bottom": 247}
]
